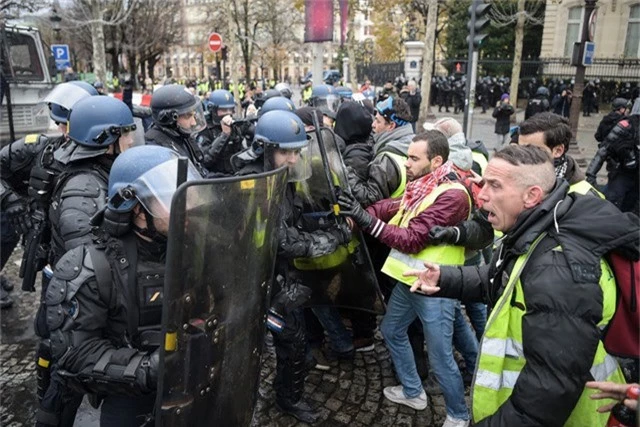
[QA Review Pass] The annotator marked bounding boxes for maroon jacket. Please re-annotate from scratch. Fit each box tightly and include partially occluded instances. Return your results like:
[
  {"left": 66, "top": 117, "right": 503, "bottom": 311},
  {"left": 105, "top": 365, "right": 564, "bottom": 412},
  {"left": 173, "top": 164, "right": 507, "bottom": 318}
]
[{"left": 363, "top": 187, "right": 470, "bottom": 254}]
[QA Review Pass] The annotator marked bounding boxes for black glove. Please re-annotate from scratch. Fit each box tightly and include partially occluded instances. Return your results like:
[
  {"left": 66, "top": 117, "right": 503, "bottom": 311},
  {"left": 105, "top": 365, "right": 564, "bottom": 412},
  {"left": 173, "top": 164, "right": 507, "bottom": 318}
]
[
  {"left": 4, "top": 192, "right": 32, "bottom": 235},
  {"left": 270, "top": 278, "right": 312, "bottom": 316},
  {"left": 337, "top": 191, "right": 373, "bottom": 229},
  {"left": 586, "top": 174, "right": 597, "bottom": 186},
  {"left": 328, "top": 222, "right": 352, "bottom": 245},
  {"left": 428, "top": 226, "right": 460, "bottom": 245}
]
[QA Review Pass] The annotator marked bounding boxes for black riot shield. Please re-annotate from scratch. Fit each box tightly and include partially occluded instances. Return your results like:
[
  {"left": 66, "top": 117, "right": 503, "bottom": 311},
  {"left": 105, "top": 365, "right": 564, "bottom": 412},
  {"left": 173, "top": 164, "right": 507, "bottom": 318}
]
[
  {"left": 293, "top": 126, "right": 385, "bottom": 314},
  {"left": 155, "top": 167, "right": 288, "bottom": 427}
]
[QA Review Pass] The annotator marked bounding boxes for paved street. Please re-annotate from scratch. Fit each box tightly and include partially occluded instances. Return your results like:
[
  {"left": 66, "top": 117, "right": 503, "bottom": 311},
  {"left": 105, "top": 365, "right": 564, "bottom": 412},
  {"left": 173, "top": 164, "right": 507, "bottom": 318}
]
[{"left": 0, "top": 105, "right": 606, "bottom": 426}]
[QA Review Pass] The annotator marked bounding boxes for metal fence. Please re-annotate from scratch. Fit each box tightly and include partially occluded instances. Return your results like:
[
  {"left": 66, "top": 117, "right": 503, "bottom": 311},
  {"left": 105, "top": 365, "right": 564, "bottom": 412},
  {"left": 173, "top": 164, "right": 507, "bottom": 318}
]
[
  {"left": 434, "top": 58, "right": 640, "bottom": 82},
  {"left": 356, "top": 62, "right": 405, "bottom": 86}
]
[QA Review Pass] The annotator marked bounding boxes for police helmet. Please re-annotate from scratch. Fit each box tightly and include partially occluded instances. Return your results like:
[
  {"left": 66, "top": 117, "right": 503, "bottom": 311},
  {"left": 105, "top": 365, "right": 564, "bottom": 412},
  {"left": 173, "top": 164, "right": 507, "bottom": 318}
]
[
  {"left": 254, "top": 110, "right": 309, "bottom": 149},
  {"left": 259, "top": 96, "right": 296, "bottom": 117},
  {"left": 535, "top": 86, "right": 550, "bottom": 98},
  {"left": 310, "top": 84, "right": 340, "bottom": 113},
  {"left": 93, "top": 81, "right": 104, "bottom": 89},
  {"left": 275, "top": 83, "right": 292, "bottom": 99},
  {"left": 107, "top": 145, "right": 199, "bottom": 215},
  {"left": 47, "top": 81, "right": 99, "bottom": 124},
  {"left": 208, "top": 89, "right": 235, "bottom": 110},
  {"left": 612, "top": 97, "right": 631, "bottom": 111},
  {"left": 67, "top": 96, "right": 135, "bottom": 147},
  {"left": 335, "top": 86, "right": 353, "bottom": 101},
  {"left": 150, "top": 84, "right": 205, "bottom": 135},
  {"left": 254, "top": 89, "right": 281, "bottom": 109}
]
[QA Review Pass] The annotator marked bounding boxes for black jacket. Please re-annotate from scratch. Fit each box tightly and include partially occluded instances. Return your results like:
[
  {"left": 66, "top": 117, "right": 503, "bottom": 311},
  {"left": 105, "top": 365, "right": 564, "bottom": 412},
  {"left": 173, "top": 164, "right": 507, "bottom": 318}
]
[
  {"left": 594, "top": 111, "right": 625, "bottom": 143},
  {"left": 436, "top": 181, "right": 639, "bottom": 426},
  {"left": 492, "top": 103, "right": 514, "bottom": 135}
]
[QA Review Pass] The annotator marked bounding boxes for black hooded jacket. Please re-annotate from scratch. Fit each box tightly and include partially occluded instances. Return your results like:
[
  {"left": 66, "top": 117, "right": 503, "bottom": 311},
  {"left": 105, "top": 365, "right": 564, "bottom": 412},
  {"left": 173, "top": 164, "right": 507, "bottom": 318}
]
[
  {"left": 334, "top": 101, "right": 374, "bottom": 179},
  {"left": 435, "top": 180, "right": 640, "bottom": 426}
]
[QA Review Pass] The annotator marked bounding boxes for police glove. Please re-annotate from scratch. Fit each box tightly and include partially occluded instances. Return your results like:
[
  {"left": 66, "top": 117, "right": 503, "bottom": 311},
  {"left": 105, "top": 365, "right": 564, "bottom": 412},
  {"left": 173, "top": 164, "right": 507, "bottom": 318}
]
[
  {"left": 337, "top": 191, "right": 373, "bottom": 229},
  {"left": 328, "top": 222, "right": 352, "bottom": 245},
  {"left": 428, "top": 226, "right": 460, "bottom": 245},
  {"left": 585, "top": 174, "right": 597, "bottom": 186},
  {"left": 270, "top": 278, "right": 312, "bottom": 318},
  {"left": 4, "top": 192, "right": 32, "bottom": 235}
]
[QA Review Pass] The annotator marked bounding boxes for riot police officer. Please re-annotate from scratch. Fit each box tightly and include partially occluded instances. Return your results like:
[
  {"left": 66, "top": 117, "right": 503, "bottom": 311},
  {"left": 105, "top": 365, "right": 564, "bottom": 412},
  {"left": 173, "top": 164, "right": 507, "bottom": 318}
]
[
  {"left": 39, "top": 145, "right": 200, "bottom": 427},
  {"left": 587, "top": 97, "right": 640, "bottom": 214},
  {"left": 525, "top": 86, "right": 551, "bottom": 120},
  {"left": 34, "top": 95, "right": 138, "bottom": 426},
  {"left": 146, "top": 84, "right": 208, "bottom": 176},
  {"left": 236, "top": 110, "right": 351, "bottom": 423},
  {"left": 196, "top": 89, "right": 244, "bottom": 175}
]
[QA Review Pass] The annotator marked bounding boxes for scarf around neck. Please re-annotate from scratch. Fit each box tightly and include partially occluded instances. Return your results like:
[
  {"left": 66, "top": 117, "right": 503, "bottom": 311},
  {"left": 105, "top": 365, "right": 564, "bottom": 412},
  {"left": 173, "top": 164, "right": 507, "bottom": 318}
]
[{"left": 401, "top": 160, "right": 455, "bottom": 215}]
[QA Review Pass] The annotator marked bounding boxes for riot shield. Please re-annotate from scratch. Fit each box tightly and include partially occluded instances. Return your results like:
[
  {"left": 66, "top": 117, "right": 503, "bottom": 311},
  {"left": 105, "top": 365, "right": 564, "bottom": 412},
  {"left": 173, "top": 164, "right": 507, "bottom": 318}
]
[
  {"left": 294, "top": 126, "right": 385, "bottom": 314},
  {"left": 156, "top": 167, "right": 288, "bottom": 427}
]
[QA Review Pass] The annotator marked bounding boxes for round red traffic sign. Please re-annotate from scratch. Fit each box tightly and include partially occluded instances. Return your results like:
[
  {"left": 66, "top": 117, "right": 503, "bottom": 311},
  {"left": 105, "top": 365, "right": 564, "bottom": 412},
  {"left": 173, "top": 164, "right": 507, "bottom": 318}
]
[
  {"left": 588, "top": 10, "right": 597, "bottom": 42},
  {"left": 208, "top": 32, "right": 223, "bottom": 53}
]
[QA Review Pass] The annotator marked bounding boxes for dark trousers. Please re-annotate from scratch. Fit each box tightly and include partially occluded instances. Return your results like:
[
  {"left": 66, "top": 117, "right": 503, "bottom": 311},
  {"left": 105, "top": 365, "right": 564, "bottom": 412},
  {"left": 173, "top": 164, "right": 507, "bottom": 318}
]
[{"left": 606, "top": 170, "right": 639, "bottom": 215}]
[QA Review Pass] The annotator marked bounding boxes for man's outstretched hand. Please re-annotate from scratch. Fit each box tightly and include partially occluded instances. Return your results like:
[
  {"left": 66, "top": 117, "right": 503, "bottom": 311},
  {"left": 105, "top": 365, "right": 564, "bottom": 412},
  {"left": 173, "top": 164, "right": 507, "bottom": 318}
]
[{"left": 403, "top": 261, "right": 441, "bottom": 294}]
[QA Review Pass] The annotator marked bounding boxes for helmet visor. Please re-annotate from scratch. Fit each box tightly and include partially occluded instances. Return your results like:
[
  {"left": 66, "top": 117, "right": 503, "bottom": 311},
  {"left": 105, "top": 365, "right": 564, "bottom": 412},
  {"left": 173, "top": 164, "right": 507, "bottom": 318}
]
[
  {"left": 132, "top": 158, "right": 200, "bottom": 218},
  {"left": 176, "top": 100, "right": 207, "bottom": 135},
  {"left": 41, "top": 83, "right": 93, "bottom": 110},
  {"left": 315, "top": 94, "right": 340, "bottom": 113},
  {"left": 264, "top": 145, "right": 312, "bottom": 183}
]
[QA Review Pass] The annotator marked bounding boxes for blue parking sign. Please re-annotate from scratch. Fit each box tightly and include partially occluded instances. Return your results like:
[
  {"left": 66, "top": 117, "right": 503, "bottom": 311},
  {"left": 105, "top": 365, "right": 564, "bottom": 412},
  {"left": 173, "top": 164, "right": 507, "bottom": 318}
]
[
  {"left": 582, "top": 42, "right": 595, "bottom": 66},
  {"left": 51, "top": 44, "right": 71, "bottom": 70}
]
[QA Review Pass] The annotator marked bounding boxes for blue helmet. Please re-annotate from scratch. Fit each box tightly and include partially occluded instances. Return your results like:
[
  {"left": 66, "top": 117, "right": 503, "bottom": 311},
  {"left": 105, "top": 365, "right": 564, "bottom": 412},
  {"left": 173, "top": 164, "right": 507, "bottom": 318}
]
[
  {"left": 310, "top": 84, "right": 340, "bottom": 115},
  {"left": 254, "top": 110, "right": 308, "bottom": 149},
  {"left": 208, "top": 89, "right": 235, "bottom": 110},
  {"left": 259, "top": 96, "right": 296, "bottom": 117},
  {"left": 67, "top": 96, "right": 135, "bottom": 147},
  {"left": 47, "top": 81, "right": 99, "bottom": 124},
  {"left": 335, "top": 86, "right": 353, "bottom": 100},
  {"left": 107, "top": 145, "right": 199, "bottom": 215}
]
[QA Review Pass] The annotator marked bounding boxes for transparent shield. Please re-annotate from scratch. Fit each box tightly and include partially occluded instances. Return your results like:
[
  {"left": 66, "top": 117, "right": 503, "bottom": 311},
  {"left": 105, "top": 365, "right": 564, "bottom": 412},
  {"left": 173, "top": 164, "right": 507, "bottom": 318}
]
[
  {"left": 156, "top": 167, "right": 288, "bottom": 427},
  {"left": 264, "top": 145, "right": 312, "bottom": 182},
  {"left": 293, "top": 128, "right": 385, "bottom": 314},
  {"left": 176, "top": 102, "right": 207, "bottom": 135},
  {"left": 40, "top": 83, "right": 93, "bottom": 110}
]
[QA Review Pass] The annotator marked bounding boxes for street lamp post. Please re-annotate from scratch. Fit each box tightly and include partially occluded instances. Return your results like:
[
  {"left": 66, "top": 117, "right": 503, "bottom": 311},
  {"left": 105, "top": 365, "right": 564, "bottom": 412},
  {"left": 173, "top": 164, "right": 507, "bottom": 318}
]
[
  {"left": 49, "top": 8, "right": 62, "bottom": 81},
  {"left": 568, "top": 0, "right": 598, "bottom": 155}
]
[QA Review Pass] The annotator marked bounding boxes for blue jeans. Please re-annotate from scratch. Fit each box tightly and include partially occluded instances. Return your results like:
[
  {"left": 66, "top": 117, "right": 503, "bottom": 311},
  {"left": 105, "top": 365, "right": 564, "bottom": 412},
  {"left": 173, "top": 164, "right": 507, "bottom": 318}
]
[
  {"left": 453, "top": 305, "right": 479, "bottom": 373},
  {"left": 311, "top": 306, "right": 353, "bottom": 354},
  {"left": 464, "top": 302, "right": 487, "bottom": 341},
  {"left": 381, "top": 283, "right": 469, "bottom": 420}
]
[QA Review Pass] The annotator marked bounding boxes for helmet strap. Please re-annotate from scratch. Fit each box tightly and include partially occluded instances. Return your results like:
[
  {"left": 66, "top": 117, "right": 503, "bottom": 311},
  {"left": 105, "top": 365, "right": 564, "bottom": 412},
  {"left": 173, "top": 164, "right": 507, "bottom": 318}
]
[{"left": 132, "top": 209, "right": 168, "bottom": 245}]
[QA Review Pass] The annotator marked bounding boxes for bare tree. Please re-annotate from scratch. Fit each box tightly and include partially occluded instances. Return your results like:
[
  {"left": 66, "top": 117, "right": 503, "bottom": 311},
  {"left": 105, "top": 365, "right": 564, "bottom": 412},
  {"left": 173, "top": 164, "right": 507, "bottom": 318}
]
[
  {"left": 120, "top": 0, "right": 181, "bottom": 85},
  {"left": 52, "top": 0, "right": 139, "bottom": 85},
  {"left": 229, "top": 0, "right": 262, "bottom": 82},
  {"left": 491, "top": 0, "right": 544, "bottom": 108},
  {"left": 259, "top": 0, "right": 303, "bottom": 81},
  {"left": 417, "top": 0, "right": 438, "bottom": 125}
]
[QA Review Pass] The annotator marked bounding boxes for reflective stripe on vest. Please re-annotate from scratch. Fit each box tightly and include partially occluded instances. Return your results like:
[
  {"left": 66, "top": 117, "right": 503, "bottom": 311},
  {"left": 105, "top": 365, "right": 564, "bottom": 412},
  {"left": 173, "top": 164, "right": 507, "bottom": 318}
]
[
  {"left": 471, "top": 151, "right": 488, "bottom": 175},
  {"left": 472, "top": 233, "right": 624, "bottom": 426},
  {"left": 381, "top": 182, "right": 471, "bottom": 286},
  {"left": 381, "top": 152, "right": 408, "bottom": 198}
]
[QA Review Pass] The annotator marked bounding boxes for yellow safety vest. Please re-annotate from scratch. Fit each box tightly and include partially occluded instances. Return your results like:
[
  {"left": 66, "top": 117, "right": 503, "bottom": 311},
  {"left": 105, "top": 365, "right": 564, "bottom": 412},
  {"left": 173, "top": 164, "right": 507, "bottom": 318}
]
[
  {"left": 302, "top": 87, "right": 312, "bottom": 102},
  {"left": 380, "top": 152, "right": 408, "bottom": 199},
  {"left": 471, "top": 151, "right": 488, "bottom": 175},
  {"left": 381, "top": 182, "right": 472, "bottom": 285},
  {"left": 472, "top": 233, "right": 624, "bottom": 426}
]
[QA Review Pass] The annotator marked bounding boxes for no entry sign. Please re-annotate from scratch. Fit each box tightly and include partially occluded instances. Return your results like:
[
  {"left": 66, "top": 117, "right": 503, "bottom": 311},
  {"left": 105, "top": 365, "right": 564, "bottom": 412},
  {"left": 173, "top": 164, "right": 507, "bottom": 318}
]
[{"left": 208, "top": 32, "right": 223, "bottom": 53}]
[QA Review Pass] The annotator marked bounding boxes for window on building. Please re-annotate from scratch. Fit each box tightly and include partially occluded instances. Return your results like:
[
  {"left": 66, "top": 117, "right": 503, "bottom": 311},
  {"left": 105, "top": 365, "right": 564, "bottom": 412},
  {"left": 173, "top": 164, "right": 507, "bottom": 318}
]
[
  {"left": 564, "top": 6, "right": 583, "bottom": 57},
  {"left": 625, "top": 4, "right": 640, "bottom": 57}
]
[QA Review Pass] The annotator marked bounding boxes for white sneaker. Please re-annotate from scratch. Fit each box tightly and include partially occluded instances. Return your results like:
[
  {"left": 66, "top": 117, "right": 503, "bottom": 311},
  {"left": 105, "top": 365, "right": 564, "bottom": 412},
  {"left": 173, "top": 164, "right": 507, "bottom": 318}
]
[
  {"left": 441, "top": 414, "right": 470, "bottom": 427},
  {"left": 383, "top": 385, "right": 428, "bottom": 410}
]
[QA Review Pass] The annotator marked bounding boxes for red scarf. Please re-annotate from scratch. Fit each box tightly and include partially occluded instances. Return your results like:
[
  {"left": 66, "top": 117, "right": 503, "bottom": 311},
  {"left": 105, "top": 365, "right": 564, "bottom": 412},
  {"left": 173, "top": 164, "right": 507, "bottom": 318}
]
[{"left": 400, "top": 160, "right": 455, "bottom": 215}]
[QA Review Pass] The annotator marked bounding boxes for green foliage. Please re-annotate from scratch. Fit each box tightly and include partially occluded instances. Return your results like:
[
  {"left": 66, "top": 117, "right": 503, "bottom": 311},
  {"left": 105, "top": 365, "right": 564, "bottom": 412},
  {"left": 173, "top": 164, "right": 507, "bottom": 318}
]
[{"left": 441, "top": 0, "right": 544, "bottom": 68}]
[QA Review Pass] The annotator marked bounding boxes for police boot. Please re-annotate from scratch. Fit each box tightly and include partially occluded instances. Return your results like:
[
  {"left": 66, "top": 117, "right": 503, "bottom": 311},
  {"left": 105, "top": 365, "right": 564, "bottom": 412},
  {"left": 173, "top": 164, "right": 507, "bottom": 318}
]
[
  {"left": 276, "top": 397, "right": 320, "bottom": 424},
  {"left": 0, "top": 286, "right": 13, "bottom": 309}
]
